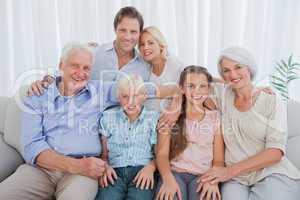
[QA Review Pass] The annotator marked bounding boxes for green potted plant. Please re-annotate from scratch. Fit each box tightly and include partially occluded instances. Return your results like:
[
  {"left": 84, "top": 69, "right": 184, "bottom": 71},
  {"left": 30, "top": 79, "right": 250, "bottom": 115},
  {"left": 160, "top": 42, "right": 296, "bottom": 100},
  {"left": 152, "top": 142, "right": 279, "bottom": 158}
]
[{"left": 270, "top": 55, "right": 300, "bottom": 100}]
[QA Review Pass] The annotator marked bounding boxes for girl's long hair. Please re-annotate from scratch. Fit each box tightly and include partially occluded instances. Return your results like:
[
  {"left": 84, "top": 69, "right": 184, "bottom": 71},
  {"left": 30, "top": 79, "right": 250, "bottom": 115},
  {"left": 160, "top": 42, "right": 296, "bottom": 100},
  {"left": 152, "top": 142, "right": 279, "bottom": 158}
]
[{"left": 169, "top": 65, "right": 213, "bottom": 160}]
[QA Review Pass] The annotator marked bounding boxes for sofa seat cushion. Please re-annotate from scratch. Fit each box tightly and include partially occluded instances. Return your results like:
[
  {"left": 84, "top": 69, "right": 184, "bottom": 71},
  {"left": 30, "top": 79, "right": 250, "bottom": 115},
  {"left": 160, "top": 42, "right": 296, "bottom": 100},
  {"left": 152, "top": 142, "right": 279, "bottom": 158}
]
[
  {"left": 3, "top": 86, "right": 27, "bottom": 154},
  {"left": 0, "top": 97, "right": 9, "bottom": 133},
  {"left": 0, "top": 134, "right": 24, "bottom": 182},
  {"left": 3, "top": 96, "right": 23, "bottom": 154},
  {"left": 287, "top": 135, "right": 300, "bottom": 170},
  {"left": 286, "top": 100, "right": 300, "bottom": 170}
]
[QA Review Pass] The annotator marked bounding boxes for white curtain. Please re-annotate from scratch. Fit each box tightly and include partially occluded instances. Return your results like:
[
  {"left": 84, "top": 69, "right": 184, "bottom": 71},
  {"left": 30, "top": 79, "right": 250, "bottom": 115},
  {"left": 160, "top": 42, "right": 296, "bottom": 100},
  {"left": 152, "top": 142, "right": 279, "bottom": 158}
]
[{"left": 1, "top": 0, "right": 300, "bottom": 100}]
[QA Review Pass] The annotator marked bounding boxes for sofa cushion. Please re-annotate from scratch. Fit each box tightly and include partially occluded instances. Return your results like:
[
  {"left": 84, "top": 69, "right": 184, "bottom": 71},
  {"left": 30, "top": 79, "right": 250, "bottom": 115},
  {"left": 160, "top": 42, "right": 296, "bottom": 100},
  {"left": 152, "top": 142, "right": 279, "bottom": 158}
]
[
  {"left": 0, "top": 97, "right": 9, "bottom": 134},
  {"left": 3, "top": 86, "right": 27, "bottom": 154},
  {"left": 0, "top": 134, "right": 24, "bottom": 182},
  {"left": 286, "top": 135, "right": 300, "bottom": 170},
  {"left": 3, "top": 96, "right": 23, "bottom": 154},
  {"left": 287, "top": 100, "right": 300, "bottom": 138},
  {"left": 286, "top": 100, "right": 300, "bottom": 170}
]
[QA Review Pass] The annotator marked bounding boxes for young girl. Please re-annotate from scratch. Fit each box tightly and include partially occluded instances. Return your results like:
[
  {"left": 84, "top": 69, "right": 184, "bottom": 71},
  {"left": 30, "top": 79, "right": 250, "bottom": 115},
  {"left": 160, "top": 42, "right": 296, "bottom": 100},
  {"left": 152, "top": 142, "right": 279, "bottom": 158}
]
[{"left": 155, "top": 66, "right": 224, "bottom": 200}]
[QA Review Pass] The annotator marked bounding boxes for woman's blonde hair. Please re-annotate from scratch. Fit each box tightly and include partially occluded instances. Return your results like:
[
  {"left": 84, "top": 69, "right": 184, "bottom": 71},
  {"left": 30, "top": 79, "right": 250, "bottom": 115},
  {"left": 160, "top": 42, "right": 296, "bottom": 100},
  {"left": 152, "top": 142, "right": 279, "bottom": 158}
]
[{"left": 140, "top": 26, "right": 168, "bottom": 58}]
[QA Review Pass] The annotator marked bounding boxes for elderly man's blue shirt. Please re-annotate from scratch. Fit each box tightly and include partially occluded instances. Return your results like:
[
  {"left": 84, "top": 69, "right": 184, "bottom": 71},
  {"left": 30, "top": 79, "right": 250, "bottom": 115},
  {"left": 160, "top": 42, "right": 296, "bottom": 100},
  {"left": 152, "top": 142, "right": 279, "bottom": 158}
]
[{"left": 21, "top": 80, "right": 115, "bottom": 165}]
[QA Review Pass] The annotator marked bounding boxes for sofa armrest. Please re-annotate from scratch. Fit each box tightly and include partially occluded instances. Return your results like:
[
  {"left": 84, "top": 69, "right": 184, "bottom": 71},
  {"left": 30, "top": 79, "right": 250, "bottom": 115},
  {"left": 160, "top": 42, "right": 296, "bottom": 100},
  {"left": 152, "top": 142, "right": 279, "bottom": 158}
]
[{"left": 0, "top": 133, "right": 24, "bottom": 182}]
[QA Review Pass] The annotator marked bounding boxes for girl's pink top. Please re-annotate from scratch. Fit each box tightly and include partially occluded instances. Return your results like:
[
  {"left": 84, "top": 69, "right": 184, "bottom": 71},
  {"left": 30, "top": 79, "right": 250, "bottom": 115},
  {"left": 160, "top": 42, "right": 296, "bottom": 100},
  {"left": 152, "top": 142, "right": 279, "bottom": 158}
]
[{"left": 171, "top": 110, "right": 220, "bottom": 175}]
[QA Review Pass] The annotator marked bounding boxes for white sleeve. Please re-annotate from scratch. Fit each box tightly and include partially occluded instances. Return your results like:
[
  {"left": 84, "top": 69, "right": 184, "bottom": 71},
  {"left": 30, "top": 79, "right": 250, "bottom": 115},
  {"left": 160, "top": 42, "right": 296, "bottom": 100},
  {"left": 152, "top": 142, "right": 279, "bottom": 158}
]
[{"left": 265, "top": 96, "right": 287, "bottom": 154}]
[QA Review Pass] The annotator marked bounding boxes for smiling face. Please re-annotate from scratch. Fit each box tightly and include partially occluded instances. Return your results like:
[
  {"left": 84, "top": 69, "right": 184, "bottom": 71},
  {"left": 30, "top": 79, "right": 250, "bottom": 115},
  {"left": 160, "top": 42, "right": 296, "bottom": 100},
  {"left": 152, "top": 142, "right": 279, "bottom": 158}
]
[
  {"left": 181, "top": 73, "right": 210, "bottom": 107},
  {"left": 220, "top": 57, "right": 252, "bottom": 89},
  {"left": 118, "top": 86, "right": 147, "bottom": 117},
  {"left": 114, "top": 17, "right": 140, "bottom": 53},
  {"left": 138, "top": 32, "right": 163, "bottom": 63},
  {"left": 59, "top": 49, "right": 92, "bottom": 91}
]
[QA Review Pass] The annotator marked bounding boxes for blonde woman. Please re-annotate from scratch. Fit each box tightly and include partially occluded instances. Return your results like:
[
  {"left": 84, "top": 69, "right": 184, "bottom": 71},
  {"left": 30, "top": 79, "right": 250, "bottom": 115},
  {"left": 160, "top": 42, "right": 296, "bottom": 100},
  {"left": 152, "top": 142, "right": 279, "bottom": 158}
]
[{"left": 138, "top": 26, "right": 185, "bottom": 111}]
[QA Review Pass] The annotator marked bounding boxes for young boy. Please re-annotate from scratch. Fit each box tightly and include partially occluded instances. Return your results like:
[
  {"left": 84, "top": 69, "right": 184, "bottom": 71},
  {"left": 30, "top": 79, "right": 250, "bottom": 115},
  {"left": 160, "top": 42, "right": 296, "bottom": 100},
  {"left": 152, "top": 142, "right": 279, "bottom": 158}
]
[{"left": 95, "top": 74, "right": 160, "bottom": 200}]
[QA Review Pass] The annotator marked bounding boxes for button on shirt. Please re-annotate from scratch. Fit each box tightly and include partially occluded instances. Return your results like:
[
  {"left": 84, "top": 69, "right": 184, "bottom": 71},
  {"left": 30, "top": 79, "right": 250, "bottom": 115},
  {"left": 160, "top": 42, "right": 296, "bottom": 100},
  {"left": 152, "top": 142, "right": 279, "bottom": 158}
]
[
  {"left": 99, "top": 107, "right": 160, "bottom": 168},
  {"left": 91, "top": 42, "right": 151, "bottom": 81},
  {"left": 21, "top": 80, "right": 116, "bottom": 165}
]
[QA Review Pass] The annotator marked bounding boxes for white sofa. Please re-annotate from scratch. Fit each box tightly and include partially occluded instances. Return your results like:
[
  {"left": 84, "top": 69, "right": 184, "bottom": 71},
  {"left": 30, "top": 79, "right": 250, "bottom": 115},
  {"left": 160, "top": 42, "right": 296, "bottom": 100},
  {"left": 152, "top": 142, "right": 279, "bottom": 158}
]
[{"left": 1, "top": 95, "right": 300, "bottom": 183}]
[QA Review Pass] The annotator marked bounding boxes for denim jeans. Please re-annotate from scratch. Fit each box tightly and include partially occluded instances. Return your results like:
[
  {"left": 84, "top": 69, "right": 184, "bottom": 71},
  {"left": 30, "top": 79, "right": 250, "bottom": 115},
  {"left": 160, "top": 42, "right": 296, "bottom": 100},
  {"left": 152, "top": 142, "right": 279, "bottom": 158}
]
[
  {"left": 95, "top": 166, "right": 154, "bottom": 200},
  {"left": 156, "top": 171, "right": 201, "bottom": 200}
]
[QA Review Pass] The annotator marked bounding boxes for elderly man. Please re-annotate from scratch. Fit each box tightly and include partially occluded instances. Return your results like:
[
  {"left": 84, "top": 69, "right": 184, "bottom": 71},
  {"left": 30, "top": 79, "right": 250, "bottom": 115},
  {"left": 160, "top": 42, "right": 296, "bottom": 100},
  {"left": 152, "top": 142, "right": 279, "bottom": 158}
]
[{"left": 0, "top": 42, "right": 116, "bottom": 200}]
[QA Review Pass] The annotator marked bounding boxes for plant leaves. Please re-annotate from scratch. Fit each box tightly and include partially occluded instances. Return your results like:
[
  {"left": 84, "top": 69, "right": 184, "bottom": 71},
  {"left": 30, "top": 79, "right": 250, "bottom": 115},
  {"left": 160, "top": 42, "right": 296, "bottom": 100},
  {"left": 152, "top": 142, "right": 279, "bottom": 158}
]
[
  {"left": 280, "top": 92, "right": 289, "bottom": 100},
  {"left": 288, "top": 55, "right": 293, "bottom": 67},
  {"left": 287, "top": 78, "right": 299, "bottom": 84},
  {"left": 270, "top": 75, "right": 286, "bottom": 84},
  {"left": 271, "top": 81, "right": 287, "bottom": 91},
  {"left": 272, "top": 85, "right": 289, "bottom": 97},
  {"left": 287, "top": 75, "right": 299, "bottom": 80},
  {"left": 275, "top": 63, "right": 287, "bottom": 77},
  {"left": 291, "top": 62, "right": 300, "bottom": 67},
  {"left": 287, "top": 71, "right": 298, "bottom": 76},
  {"left": 287, "top": 75, "right": 300, "bottom": 83},
  {"left": 280, "top": 94, "right": 290, "bottom": 101},
  {"left": 280, "top": 60, "right": 288, "bottom": 73},
  {"left": 289, "top": 66, "right": 300, "bottom": 71},
  {"left": 270, "top": 54, "right": 300, "bottom": 101}
]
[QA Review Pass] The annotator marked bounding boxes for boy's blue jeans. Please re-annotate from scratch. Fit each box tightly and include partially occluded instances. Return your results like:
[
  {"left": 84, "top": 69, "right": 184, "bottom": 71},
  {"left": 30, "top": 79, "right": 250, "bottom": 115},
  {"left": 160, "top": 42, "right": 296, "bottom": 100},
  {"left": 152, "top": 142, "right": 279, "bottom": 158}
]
[{"left": 95, "top": 165, "right": 154, "bottom": 200}]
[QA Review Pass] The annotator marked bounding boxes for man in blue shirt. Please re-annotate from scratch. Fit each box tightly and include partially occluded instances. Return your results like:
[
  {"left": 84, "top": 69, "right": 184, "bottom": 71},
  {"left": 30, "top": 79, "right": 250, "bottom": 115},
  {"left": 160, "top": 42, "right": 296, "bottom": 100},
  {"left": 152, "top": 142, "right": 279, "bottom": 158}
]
[
  {"left": 90, "top": 6, "right": 151, "bottom": 81},
  {"left": 0, "top": 42, "right": 114, "bottom": 200},
  {"left": 28, "top": 6, "right": 151, "bottom": 96}
]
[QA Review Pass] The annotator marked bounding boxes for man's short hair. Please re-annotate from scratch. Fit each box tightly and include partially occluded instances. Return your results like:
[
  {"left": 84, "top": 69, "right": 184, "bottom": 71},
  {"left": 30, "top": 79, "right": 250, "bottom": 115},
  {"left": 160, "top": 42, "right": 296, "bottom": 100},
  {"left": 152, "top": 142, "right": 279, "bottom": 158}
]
[{"left": 113, "top": 6, "right": 144, "bottom": 32}]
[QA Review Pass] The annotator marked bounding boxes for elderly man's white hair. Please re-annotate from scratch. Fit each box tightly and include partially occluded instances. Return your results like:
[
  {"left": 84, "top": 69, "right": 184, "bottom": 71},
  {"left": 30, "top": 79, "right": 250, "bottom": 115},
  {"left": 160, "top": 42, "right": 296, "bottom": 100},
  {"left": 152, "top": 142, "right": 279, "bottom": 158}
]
[
  {"left": 217, "top": 46, "right": 257, "bottom": 80},
  {"left": 116, "top": 74, "right": 146, "bottom": 97},
  {"left": 60, "top": 42, "right": 95, "bottom": 64}
]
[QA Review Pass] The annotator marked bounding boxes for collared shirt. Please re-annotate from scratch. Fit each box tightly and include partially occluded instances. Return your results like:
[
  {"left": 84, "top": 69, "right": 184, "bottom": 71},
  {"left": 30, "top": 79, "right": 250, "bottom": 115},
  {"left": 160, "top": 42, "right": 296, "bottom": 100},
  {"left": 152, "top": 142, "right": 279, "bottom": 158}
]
[
  {"left": 99, "top": 106, "right": 160, "bottom": 168},
  {"left": 21, "top": 79, "right": 116, "bottom": 165},
  {"left": 91, "top": 42, "right": 151, "bottom": 81}
]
